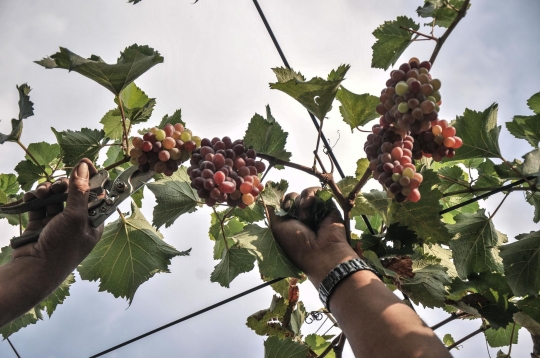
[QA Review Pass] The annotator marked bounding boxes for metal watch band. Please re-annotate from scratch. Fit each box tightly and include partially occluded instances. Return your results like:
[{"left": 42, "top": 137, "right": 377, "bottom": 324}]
[{"left": 319, "top": 258, "right": 382, "bottom": 311}]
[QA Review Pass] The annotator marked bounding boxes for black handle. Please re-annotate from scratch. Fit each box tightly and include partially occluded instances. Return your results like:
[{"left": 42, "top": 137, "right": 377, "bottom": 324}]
[{"left": 10, "top": 229, "right": 43, "bottom": 249}]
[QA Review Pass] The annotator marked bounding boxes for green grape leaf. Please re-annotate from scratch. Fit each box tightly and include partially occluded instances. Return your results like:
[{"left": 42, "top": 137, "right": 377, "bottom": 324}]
[
  {"left": 484, "top": 324, "right": 520, "bottom": 348},
  {"left": 522, "top": 148, "right": 540, "bottom": 181},
  {"left": 528, "top": 91, "right": 540, "bottom": 114},
  {"left": 355, "top": 158, "right": 370, "bottom": 180},
  {"left": 371, "top": 16, "right": 419, "bottom": 70},
  {"left": 527, "top": 192, "right": 540, "bottom": 223},
  {"left": 499, "top": 230, "right": 540, "bottom": 296},
  {"left": 0, "top": 245, "right": 13, "bottom": 265},
  {"left": 158, "top": 109, "right": 184, "bottom": 128},
  {"left": 0, "top": 84, "right": 34, "bottom": 144},
  {"left": 233, "top": 202, "right": 265, "bottom": 223},
  {"left": 102, "top": 141, "right": 125, "bottom": 168},
  {"left": 448, "top": 210, "right": 506, "bottom": 279},
  {"left": 78, "top": 203, "right": 188, "bottom": 303},
  {"left": 436, "top": 165, "right": 478, "bottom": 223},
  {"left": 354, "top": 214, "right": 383, "bottom": 234},
  {"left": 0, "top": 174, "right": 20, "bottom": 196},
  {"left": 474, "top": 159, "right": 505, "bottom": 190},
  {"left": 416, "top": 0, "right": 470, "bottom": 28},
  {"left": 0, "top": 190, "right": 6, "bottom": 205},
  {"left": 35, "top": 45, "right": 164, "bottom": 96},
  {"left": 352, "top": 189, "right": 391, "bottom": 220},
  {"left": 247, "top": 295, "right": 291, "bottom": 337},
  {"left": 389, "top": 169, "right": 450, "bottom": 244},
  {"left": 0, "top": 274, "right": 75, "bottom": 339},
  {"left": 305, "top": 334, "right": 336, "bottom": 358},
  {"left": 272, "top": 67, "right": 305, "bottom": 83},
  {"left": 244, "top": 111, "right": 291, "bottom": 168},
  {"left": 455, "top": 293, "right": 517, "bottom": 330},
  {"left": 234, "top": 224, "right": 301, "bottom": 279},
  {"left": 116, "top": 82, "right": 156, "bottom": 125},
  {"left": 494, "top": 159, "right": 523, "bottom": 180},
  {"left": 424, "top": 244, "right": 458, "bottom": 277},
  {"left": 26, "top": 142, "right": 61, "bottom": 168},
  {"left": 147, "top": 167, "right": 201, "bottom": 228},
  {"left": 290, "top": 301, "right": 306, "bottom": 336},
  {"left": 360, "top": 223, "right": 418, "bottom": 257},
  {"left": 451, "top": 103, "right": 502, "bottom": 160},
  {"left": 442, "top": 334, "right": 456, "bottom": 349},
  {"left": 516, "top": 297, "right": 540, "bottom": 329},
  {"left": 100, "top": 109, "right": 127, "bottom": 141},
  {"left": 401, "top": 264, "right": 451, "bottom": 308},
  {"left": 261, "top": 180, "right": 289, "bottom": 215},
  {"left": 52, "top": 127, "right": 107, "bottom": 168},
  {"left": 506, "top": 114, "right": 540, "bottom": 148},
  {"left": 448, "top": 271, "right": 512, "bottom": 303},
  {"left": 270, "top": 65, "right": 350, "bottom": 121},
  {"left": 337, "top": 176, "right": 358, "bottom": 196},
  {"left": 209, "top": 212, "right": 245, "bottom": 260},
  {"left": 210, "top": 246, "right": 256, "bottom": 288},
  {"left": 336, "top": 86, "right": 379, "bottom": 130},
  {"left": 131, "top": 187, "right": 144, "bottom": 208},
  {"left": 264, "top": 336, "right": 309, "bottom": 358},
  {"left": 496, "top": 350, "right": 510, "bottom": 358},
  {"left": 15, "top": 160, "right": 47, "bottom": 191},
  {"left": 0, "top": 194, "right": 28, "bottom": 228}
]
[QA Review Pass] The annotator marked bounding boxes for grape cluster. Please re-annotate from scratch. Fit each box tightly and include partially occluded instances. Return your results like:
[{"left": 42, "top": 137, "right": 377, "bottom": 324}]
[
  {"left": 412, "top": 119, "right": 462, "bottom": 162},
  {"left": 366, "top": 58, "right": 461, "bottom": 203},
  {"left": 187, "top": 137, "right": 266, "bottom": 208},
  {"left": 130, "top": 123, "right": 201, "bottom": 176},
  {"left": 366, "top": 125, "right": 423, "bottom": 203}
]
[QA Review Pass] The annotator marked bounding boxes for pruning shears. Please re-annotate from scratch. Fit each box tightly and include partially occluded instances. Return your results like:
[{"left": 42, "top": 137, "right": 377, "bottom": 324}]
[{"left": 0, "top": 166, "right": 155, "bottom": 249}]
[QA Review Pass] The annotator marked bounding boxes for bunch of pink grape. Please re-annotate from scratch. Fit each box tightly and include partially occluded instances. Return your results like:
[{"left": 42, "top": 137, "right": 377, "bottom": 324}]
[
  {"left": 366, "top": 58, "right": 461, "bottom": 203},
  {"left": 412, "top": 119, "right": 463, "bottom": 162},
  {"left": 130, "top": 123, "right": 201, "bottom": 176},
  {"left": 365, "top": 125, "right": 423, "bottom": 203},
  {"left": 187, "top": 137, "right": 266, "bottom": 208}
]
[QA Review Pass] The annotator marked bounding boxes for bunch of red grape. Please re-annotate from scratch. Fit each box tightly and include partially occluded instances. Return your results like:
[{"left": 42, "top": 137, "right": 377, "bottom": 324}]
[
  {"left": 366, "top": 57, "right": 461, "bottom": 203},
  {"left": 130, "top": 123, "right": 201, "bottom": 176},
  {"left": 187, "top": 137, "right": 266, "bottom": 208}
]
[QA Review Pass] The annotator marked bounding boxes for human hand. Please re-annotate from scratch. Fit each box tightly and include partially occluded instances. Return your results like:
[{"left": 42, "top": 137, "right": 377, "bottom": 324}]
[
  {"left": 267, "top": 187, "right": 359, "bottom": 287},
  {"left": 12, "top": 158, "right": 104, "bottom": 274}
]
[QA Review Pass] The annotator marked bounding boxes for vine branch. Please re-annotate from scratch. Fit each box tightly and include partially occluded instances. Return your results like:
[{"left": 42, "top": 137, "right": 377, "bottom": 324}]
[
  {"left": 400, "top": 26, "right": 438, "bottom": 41},
  {"left": 103, "top": 156, "right": 131, "bottom": 171},
  {"left": 429, "top": 0, "right": 471, "bottom": 66},
  {"left": 116, "top": 95, "right": 130, "bottom": 154},
  {"left": 447, "top": 325, "right": 489, "bottom": 350},
  {"left": 430, "top": 311, "right": 469, "bottom": 330}
]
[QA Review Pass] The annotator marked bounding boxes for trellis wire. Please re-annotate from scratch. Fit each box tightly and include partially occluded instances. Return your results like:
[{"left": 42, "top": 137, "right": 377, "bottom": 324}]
[{"left": 6, "top": 338, "right": 21, "bottom": 358}]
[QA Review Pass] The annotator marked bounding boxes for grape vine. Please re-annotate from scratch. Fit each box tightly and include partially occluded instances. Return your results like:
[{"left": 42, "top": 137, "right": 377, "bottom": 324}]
[{"left": 1, "top": 1, "right": 540, "bottom": 357}]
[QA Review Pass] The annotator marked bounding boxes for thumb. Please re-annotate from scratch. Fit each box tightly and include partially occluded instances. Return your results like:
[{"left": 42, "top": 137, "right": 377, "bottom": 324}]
[{"left": 66, "top": 161, "right": 90, "bottom": 210}]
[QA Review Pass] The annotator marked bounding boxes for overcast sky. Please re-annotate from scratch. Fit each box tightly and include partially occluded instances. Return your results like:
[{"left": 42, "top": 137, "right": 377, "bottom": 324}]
[{"left": 0, "top": 0, "right": 539, "bottom": 357}]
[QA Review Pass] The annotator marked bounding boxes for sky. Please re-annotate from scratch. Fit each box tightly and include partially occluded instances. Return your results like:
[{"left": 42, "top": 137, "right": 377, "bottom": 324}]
[{"left": 0, "top": 0, "right": 539, "bottom": 357}]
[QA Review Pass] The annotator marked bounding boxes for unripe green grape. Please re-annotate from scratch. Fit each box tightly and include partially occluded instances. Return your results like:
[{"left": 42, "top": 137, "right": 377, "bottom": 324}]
[
  {"left": 155, "top": 129, "right": 166, "bottom": 141},
  {"left": 398, "top": 102, "right": 409, "bottom": 114},
  {"left": 395, "top": 81, "right": 409, "bottom": 96},
  {"left": 180, "top": 131, "right": 192, "bottom": 142},
  {"left": 430, "top": 79, "right": 442, "bottom": 91}
]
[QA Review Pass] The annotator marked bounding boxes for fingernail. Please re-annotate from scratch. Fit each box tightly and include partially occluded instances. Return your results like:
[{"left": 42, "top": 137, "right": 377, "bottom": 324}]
[{"left": 76, "top": 161, "right": 89, "bottom": 179}]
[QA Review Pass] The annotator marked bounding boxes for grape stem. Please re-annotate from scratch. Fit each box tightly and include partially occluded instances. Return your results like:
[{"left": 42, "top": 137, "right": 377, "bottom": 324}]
[
  {"left": 213, "top": 206, "right": 234, "bottom": 251},
  {"left": 429, "top": 0, "right": 471, "bottom": 66},
  {"left": 347, "top": 168, "right": 373, "bottom": 204},
  {"left": 314, "top": 152, "right": 328, "bottom": 174},
  {"left": 430, "top": 311, "right": 469, "bottom": 330},
  {"left": 447, "top": 325, "right": 490, "bottom": 351},
  {"left": 312, "top": 118, "right": 325, "bottom": 171},
  {"left": 103, "top": 156, "right": 131, "bottom": 171},
  {"left": 17, "top": 140, "right": 52, "bottom": 182},
  {"left": 116, "top": 95, "right": 130, "bottom": 154},
  {"left": 399, "top": 26, "right": 438, "bottom": 41}
]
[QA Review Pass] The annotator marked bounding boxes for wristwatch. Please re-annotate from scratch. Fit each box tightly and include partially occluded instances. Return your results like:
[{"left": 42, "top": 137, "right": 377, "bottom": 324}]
[{"left": 319, "top": 258, "right": 383, "bottom": 311}]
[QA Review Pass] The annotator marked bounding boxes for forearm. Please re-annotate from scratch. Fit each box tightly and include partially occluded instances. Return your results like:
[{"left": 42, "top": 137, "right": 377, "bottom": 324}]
[
  {"left": 0, "top": 256, "right": 69, "bottom": 328},
  {"left": 321, "top": 270, "right": 452, "bottom": 358}
]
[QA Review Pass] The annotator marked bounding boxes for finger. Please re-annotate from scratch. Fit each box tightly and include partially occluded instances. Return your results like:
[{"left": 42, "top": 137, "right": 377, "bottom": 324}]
[
  {"left": 79, "top": 158, "right": 98, "bottom": 177},
  {"left": 281, "top": 192, "right": 299, "bottom": 212},
  {"left": 23, "top": 191, "right": 36, "bottom": 203},
  {"left": 66, "top": 161, "right": 90, "bottom": 211},
  {"left": 47, "top": 180, "right": 68, "bottom": 217},
  {"left": 28, "top": 183, "right": 50, "bottom": 222},
  {"left": 34, "top": 182, "right": 52, "bottom": 200}
]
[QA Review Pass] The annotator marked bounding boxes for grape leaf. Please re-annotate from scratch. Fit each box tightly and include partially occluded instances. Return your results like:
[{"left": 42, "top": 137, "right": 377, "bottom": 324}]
[
  {"left": 233, "top": 202, "right": 265, "bottom": 223},
  {"left": 371, "top": 16, "right": 419, "bottom": 70},
  {"left": 424, "top": 244, "right": 458, "bottom": 278},
  {"left": 35, "top": 45, "right": 164, "bottom": 95},
  {"left": 506, "top": 114, "right": 540, "bottom": 148},
  {"left": 0, "top": 245, "right": 13, "bottom": 265},
  {"left": 514, "top": 311, "right": 540, "bottom": 338},
  {"left": 389, "top": 169, "right": 450, "bottom": 244},
  {"left": 494, "top": 159, "right": 523, "bottom": 180},
  {"left": 116, "top": 82, "right": 155, "bottom": 125},
  {"left": 352, "top": 189, "right": 391, "bottom": 221},
  {"left": 451, "top": 103, "right": 502, "bottom": 160},
  {"left": 401, "top": 264, "right": 451, "bottom": 308},
  {"left": 270, "top": 65, "right": 349, "bottom": 121},
  {"left": 14, "top": 142, "right": 61, "bottom": 190},
  {"left": 244, "top": 111, "right": 291, "bottom": 168},
  {"left": 528, "top": 91, "right": 540, "bottom": 114},
  {"left": 355, "top": 158, "right": 370, "bottom": 180},
  {"left": 305, "top": 334, "right": 336, "bottom": 358},
  {"left": 264, "top": 336, "right": 309, "bottom": 358},
  {"left": 0, "top": 84, "right": 34, "bottom": 144},
  {"left": 0, "top": 194, "right": 28, "bottom": 227},
  {"left": 272, "top": 67, "right": 305, "bottom": 83},
  {"left": 474, "top": 159, "right": 505, "bottom": 190},
  {"left": 516, "top": 297, "right": 540, "bottom": 328},
  {"left": 0, "top": 274, "right": 75, "bottom": 339},
  {"left": 522, "top": 148, "right": 540, "bottom": 181},
  {"left": 337, "top": 176, "right": 358, "bottom": 196},
  {"left": 448, "top": 210, "right": 506, "bottom": 279},
  {"left": 416, "top": 0, "right": 469, "bottom": 28},
  {"left": 210, "top": 246, "right": 256, "bottom": 288},
  {"left": 147, "top": 167, "right": 201, "bottom": 228},
  {"left": 52, "top": 127, "right": 107, "bottom": 168},
  {"left": 100, "top": 109, "right": 128, "bottom": 141},
  {"left": 485, "top": 324, "right": 520, "bottom": 348},
  {"left": 0, "top": 174, "right": 20, "bottom": 196},
  {"left": 335, "top": 86, "right": 379, "bottom": 131},
  {"left": 209, "top": 211, "right": 245, "bottom": 259},
  {"left": 158, "top": 109, "right": 184, "bottom": 128},
  {"left": 26, "top": 142, "right": 61, "bottom": 168},
  {"left": 131, "top": 188, "right": 144, "bottom": 208},
  {"left": 527, "top": 192, "right": 540, "bottom": 223},
  {"left": 78, "top": 204, "right": 188, "bottom": 303},
  {"left": 290, "top": 301, "right": 306, "bottom": 336},
  {"left": 234, "top": 224, "right": 301, "bottom": 279},
  {"left": 499, "top": 230, "right": 540, "bottom": 296},
  {"left": 354, "top": 214, "right": 383, "bottom": 234},
  {"left": 0, "top": 190, "right": 6, "bottom": 205},
  {"left": 436, "top": 165, "right": 478, "bottom": 223},
  {"left": 102, "top": 141, "right": 125, "bottom": 168},
  {"left": 15, "top": 160, "right": 48, "bottom": 191},
  {"left": 442, "top": 334, "right": 456, "bottom": 349},
  {"left": 453, "top": 293, "right": 517, "bottom": 330},
  {"left": 247, "top": 295, "right": 291, "bottom": 337},
  {"left": 261, "top": 180, "right": 289, "bottom": 215}
]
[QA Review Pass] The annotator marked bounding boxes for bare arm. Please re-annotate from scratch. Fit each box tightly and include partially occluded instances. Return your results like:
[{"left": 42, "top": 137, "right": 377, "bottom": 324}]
[
  {"left": 269, "top": 188, "right": 451, "bottom": 358},
  {"left": 0, "top": 160, "right": 104, "bottom": 327}
]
